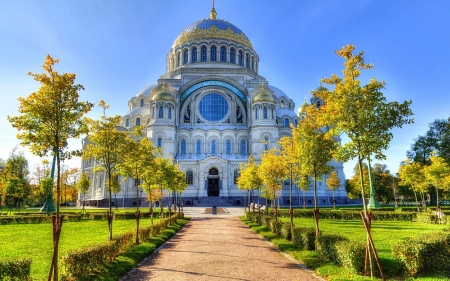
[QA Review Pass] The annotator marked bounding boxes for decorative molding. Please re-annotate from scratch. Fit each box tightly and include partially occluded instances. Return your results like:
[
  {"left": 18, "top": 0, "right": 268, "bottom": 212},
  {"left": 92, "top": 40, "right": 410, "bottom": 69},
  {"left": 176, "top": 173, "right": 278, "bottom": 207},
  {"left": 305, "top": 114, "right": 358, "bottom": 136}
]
[
  {"left": 166, "top": 68, "right": 266, "bottom": 81},
  {"left": 173, "top": 25, "right": 253, "bottom": 49},
  {"left": 252, "top": 103, "right": 275, "bottom": 109}
]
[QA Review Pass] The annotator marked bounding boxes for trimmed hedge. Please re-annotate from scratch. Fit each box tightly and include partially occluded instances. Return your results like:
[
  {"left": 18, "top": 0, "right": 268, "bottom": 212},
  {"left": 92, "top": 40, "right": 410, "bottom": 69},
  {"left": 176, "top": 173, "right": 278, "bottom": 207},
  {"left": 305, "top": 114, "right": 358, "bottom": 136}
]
[
  {"left": 0, "top": 258, "right": 32, "bottom": 281},
  {"left": 417, "top": 213, "right": 450, "bottom": 224},
  {"left": 0, "top": 215, "right": 51, "bottom": 224},
  {"left": 335, "top": 240, "right": 365, "bottom": 273},
  {"left": 315, "top": 234, "right": 349, "bottom": 262},
  {"left": 291, "top": 227, "right": 315, "bottom": 250},
  {"left": 274, "top": 209, "right": 416, "bottom": 221},
  {"left": 244, "top": 213, "right": 366, "bottom": 275},
  {"left": 61, "top": 232, "right": 134, "bottom": 279},
  {"left": 61, "top": 214, "right": 182, "bottom": 280},
  {"left": 392, "top": 230, "right": 450, "bottom": 277},
  {"left": 280, "top": 223, "right": 291, "bottom": 240}
]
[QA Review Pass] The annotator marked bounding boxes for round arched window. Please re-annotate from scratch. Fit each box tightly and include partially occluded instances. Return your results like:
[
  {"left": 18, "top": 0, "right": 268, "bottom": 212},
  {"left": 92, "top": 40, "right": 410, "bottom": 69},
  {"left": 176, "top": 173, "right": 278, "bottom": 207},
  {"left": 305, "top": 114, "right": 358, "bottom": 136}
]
[{"left": 198, "top": 93, "right": 228, "bottom": 122}]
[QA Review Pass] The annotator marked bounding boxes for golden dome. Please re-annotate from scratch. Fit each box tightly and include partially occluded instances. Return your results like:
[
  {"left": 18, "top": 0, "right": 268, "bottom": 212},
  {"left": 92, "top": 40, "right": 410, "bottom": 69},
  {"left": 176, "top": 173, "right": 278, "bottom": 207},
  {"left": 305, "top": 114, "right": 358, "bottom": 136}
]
[
  {"left": 151, "top": 82, "right": 175, "bottom": 101},
  {"left": 297, "top": 99, "right": 309, "bottom": 115},
  {"left": 253, "top": 87, "right": 274, "bottom": 102}
]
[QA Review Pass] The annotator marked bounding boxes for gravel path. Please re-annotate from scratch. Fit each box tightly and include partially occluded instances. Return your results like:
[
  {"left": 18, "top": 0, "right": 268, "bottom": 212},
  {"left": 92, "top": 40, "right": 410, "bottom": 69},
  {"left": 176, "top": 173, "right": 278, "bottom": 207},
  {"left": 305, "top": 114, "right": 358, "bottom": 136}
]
[{"left": 120, "top": 216, "right": 321, "bottom": 281}]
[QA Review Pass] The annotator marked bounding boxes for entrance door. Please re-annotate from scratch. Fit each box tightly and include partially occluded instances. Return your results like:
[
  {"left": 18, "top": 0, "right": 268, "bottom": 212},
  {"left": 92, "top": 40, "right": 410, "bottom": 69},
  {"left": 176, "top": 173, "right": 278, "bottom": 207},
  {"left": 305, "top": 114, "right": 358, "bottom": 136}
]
[{"left": 208, "top": 178, "right": 220, "bottom": 196}]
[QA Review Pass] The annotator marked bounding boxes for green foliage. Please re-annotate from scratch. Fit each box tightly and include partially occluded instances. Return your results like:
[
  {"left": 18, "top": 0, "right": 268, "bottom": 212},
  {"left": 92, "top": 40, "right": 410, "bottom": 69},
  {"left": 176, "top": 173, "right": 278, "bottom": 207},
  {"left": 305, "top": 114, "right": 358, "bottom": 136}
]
[
  {"left": 40, "top": 177, "right": 54, "bottom": 195},
  {"left": 407, "top": 118, "right": 450, "bottom": 165},
  {"left": 0, "top": 258, "right": 32, "bottom": 281},
  {"left": 280, "top": 222, "right": 291, "bottom": 240},
  {"left": 275, "top": 209, "right": 416, "bottom": 221},
  {"left": 269, "top": 219, "right": 283, "bottom": 235},
  {"left": 60, "top": 214, "right": 181, "bottom": 280},
  {"left": 8, "top": 55, "right": 94, "bottom": 215},
  {"left": 392, "top": 230, "right": 450, "bottom": 277},
  {"left": 292, "top": 227, "right": 316, "bottom": 250},
  {"left": 315, "top": 234, "right": 349, "bottom": 263},
  {"left": 335, "top": 240, "right": 365, "bottom": 273},
  {"left": 61, "top": 232, "right": 134, "bottom": 279}
]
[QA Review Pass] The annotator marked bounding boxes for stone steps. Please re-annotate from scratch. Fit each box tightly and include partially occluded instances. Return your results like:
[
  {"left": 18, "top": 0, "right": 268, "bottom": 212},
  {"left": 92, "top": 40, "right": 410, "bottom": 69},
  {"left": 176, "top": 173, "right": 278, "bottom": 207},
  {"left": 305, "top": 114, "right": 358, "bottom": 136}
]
[{"left": 195, "top": 197, "right": 234, "bottom": 207}]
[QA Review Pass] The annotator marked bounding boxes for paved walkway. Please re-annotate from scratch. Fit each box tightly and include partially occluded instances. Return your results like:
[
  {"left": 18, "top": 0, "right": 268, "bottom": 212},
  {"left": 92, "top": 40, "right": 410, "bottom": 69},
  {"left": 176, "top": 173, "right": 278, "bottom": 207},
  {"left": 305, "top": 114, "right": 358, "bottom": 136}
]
[{"left": 120, "top": 208, "right": 320, "bottom": 281}]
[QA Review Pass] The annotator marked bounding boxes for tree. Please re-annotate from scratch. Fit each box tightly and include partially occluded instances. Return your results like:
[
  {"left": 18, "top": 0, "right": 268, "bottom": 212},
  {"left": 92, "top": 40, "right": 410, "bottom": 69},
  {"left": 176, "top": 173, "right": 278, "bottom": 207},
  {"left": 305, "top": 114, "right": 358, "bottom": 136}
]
[
  {"left": 279, "top": 134, "right": 305, "bottom": 228},
  {"left": 258, "top": 148, "right": 287, "bottom": 221},
  {"left": 30, "top": 159, "right": 51, "bottom": 204},
  {"left": 237, "top": 155, "right": 263, "bottom": 213},
  {"left": 117, "top": 136, "right": 157, "bottom": 244},
  {"left": 2, "top": 149, "right": 30, "bottom": 210},
  {"left": 298, "top": 175, "right": 311, "bottom": 209},
  {"left": 407, "top": 118, "right": 450, "bottom": 165},
  {"left": 398, "top": 159, "right": 427, "bottom": 212},
  {"left": 314, "top": 45, "right": 413, "bottom": 279},
  {"left": 7, "top": 55, "right": 93, "bottom": 281},
  {"left": 326, "top": 171, "right": 341, "bottom": 209},
  {"left": 83, "top": 103, "right": 129, "bottom": 241},
  {"left": 76, "top": 173, "right": 90, "bottom": 213},
  {"left": 424, "top": 153, "right": 450, "bottom": 210},
  {"left": 293, "top": 108, "right": 336, "bottom": 239},
  {"left": 108, "top": 176, "right": 121, "bottom": 210}
]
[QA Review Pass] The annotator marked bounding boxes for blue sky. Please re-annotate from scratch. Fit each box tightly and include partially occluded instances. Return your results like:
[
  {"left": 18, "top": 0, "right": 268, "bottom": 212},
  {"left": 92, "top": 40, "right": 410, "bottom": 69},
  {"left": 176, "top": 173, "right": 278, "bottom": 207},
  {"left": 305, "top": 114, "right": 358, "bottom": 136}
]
[{"left": 1, "top": 1, "right": 449, "bottom": 178}]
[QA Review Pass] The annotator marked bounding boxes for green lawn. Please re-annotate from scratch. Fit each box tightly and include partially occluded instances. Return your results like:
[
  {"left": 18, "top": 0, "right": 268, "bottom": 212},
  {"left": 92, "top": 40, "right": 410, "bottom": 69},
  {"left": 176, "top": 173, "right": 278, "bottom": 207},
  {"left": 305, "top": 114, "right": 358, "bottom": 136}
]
[
  {"left": 244, "top": 217, "right": 449, "bottom": 280},
  {"left": 0, "top": 217, "right": 162, "bottom": 280}
]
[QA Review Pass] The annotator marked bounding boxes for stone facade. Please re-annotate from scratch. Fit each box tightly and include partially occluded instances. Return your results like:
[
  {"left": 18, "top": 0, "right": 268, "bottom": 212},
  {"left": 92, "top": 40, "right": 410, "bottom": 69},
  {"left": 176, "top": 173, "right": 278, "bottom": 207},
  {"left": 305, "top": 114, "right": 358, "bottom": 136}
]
[{"left": 79, "top": 7, "right": 348, "bottom": 208}]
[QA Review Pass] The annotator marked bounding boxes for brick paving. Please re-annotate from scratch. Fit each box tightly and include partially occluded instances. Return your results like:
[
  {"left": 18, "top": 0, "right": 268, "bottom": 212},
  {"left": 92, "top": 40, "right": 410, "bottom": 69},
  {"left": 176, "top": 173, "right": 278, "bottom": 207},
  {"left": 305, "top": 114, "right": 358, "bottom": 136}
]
[{"left": 120, "top": 215, "right": 321, "bottom": 281}]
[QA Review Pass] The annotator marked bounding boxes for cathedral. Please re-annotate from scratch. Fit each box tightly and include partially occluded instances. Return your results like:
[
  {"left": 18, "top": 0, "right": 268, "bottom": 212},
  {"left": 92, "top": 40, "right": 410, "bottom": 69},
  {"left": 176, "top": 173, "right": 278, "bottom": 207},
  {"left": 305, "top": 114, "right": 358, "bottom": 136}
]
[{"left": 80, "top": 4, "right": 348, "bottom": 207}]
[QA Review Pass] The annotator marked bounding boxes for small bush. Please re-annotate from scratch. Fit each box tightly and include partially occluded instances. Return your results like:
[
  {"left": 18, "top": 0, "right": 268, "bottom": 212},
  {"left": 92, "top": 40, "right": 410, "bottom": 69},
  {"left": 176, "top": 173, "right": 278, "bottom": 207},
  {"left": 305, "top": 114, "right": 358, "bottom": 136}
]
[
  {"left": 291, "top": 227, "right": 316, "bottom": 250},
  {"left": 280, "top": 223, "right": 291, "bottom": 240},
  {"left": 0, "top": 258, "right": 32, "bottom": 281},
  {"left": 315, "top": 234, "right": 348, "bottom": 263},
  {"left": 335, "top": 240, "right": 365, "bottom": 273},
  {"left": 61, "top": 231, "right": 134, "bottom": 279},
  {"left": 392, "top": 230, "right": 450, "bottom": 277},
  {"left": 66, "top": 214, "right": 81, "bottom": 222},
  {"left": 269, "top": 220, "right": 283, "bottom": 235}
]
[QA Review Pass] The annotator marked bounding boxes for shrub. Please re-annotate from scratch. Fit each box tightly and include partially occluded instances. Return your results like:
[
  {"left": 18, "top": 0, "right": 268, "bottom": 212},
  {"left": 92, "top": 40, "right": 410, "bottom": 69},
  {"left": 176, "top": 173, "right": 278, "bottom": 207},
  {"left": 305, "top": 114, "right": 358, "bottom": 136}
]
[
  {"left": 261, "top": 216, "right": 274, "bottom": 228},
  {"left": 417, "top": 213, "right": 449, "bottom": 224},
  {"left": 392, "top": 230, "right": 450, "bottom": 277},
  {"left": 0, "top": 258, "right": 32, "bottom": 281},
  {"left": 315, "top": 234, "right": 348, "bottom": 262},
  {"left": 269, "top": 220, "right": 283, "bottom": 235},
  {"left": 0, "top": 217, "right": 14, "bottom": 224},
  {"left": 291, "top": 227, "right": 316, "bottom": 250},
  {"left": 280, "top": 223, "right": 292, "bottom": 240},
  {"left": 66, "top": 214, "right": 81, "bottom": 222},
  {"left": 335, "top": 240, "right": 365, "bottom": 273},
  {"left": 61, "top": 232, "right": 134, "bottom": 279},
  {"left": 274, "top": 209, "right": 416, "bottom": 221}
]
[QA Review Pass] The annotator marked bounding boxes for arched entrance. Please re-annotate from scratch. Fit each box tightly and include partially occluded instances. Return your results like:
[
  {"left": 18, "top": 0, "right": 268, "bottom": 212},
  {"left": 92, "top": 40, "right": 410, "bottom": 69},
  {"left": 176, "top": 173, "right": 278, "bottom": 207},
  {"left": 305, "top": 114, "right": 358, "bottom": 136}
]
[{"left": 207, "top": 168, "right": 220, "bottom": 197}]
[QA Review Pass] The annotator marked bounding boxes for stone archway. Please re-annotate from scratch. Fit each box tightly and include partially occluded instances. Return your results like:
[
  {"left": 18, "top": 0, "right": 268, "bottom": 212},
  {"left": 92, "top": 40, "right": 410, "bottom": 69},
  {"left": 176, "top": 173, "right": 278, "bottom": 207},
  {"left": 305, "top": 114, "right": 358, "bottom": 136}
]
[{"left": 207, "top": 168, "right": 220, "bottom": 197}]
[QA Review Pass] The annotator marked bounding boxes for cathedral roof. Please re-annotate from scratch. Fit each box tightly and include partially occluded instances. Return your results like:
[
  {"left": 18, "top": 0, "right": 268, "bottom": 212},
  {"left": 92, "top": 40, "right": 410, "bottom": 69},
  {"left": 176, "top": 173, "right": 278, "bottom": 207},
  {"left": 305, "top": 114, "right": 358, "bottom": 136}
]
[
  {"left": 276, "top": 108, "right": 298, "bottom": 119},
  {"left": 268, "top": 85, "right": 289, "bottom": 100},
  {"left": 124, "top": 107, "right": 149, "bottom": 118},
  {"left": 135, "top": 84, "right": 158, "bottom": 98},
  {"left": 173, "top": 18, "right": 253, "bottom": 49}
]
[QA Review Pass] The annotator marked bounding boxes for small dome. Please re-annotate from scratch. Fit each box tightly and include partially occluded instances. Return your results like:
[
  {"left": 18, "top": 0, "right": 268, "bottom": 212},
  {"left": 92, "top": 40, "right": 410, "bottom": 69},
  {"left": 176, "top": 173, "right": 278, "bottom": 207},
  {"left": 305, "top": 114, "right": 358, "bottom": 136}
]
[
  {"left": 253, "top": 87, "right": 274, "bottom": 102},
  {"left": 151, "top": 82, "right": 175, "bottom": 101},
  {"left": 297, "top": 99, "right": 310, "bottom": 115},
  {"left": 312, "top": 85, "right": 330, "bottom": 94}
]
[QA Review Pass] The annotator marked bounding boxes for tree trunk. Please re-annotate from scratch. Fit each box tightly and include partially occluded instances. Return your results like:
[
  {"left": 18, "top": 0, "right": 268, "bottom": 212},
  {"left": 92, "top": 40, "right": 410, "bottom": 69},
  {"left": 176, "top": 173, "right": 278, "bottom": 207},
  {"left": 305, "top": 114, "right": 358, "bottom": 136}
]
[
  {"left": 413, "top": 191, "right": 420, "bottom": 213},
  {"left": 160, "top": 185, "right": 163, "bottom": 219},
  {"left": 313, "top": 176, "right": 320, "bottom": 239},
  {"left": 289, "top": 170, "right": 294, "bottom": 228}
]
